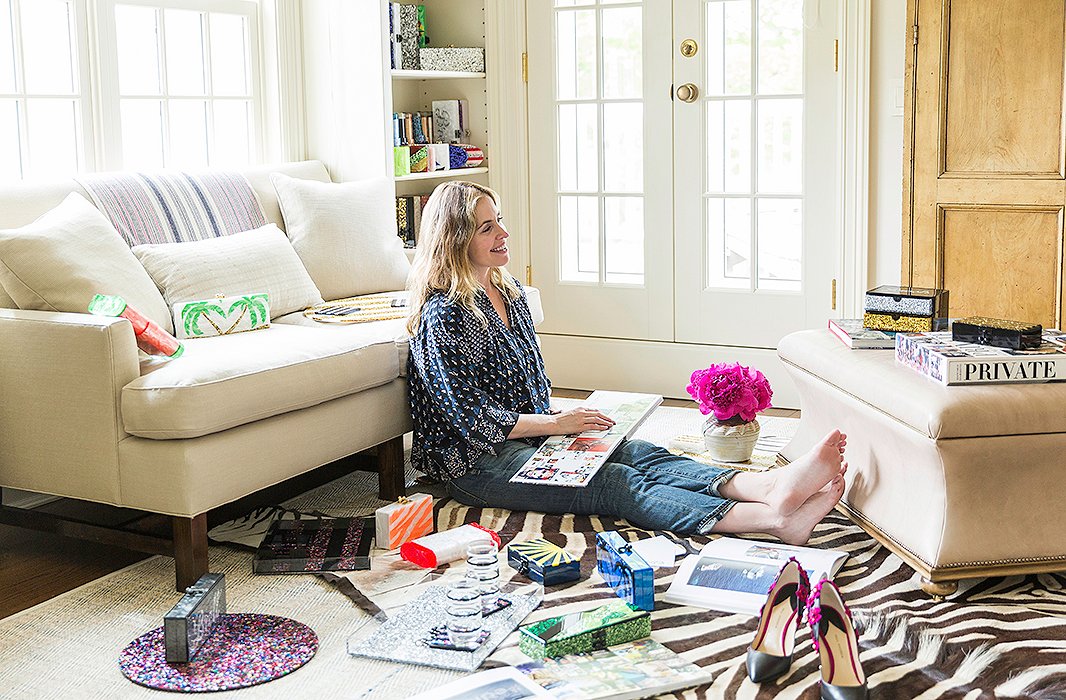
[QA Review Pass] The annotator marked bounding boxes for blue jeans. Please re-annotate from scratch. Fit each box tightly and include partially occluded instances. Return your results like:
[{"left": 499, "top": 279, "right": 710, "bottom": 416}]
[{"left": 446, "top": 439, "right": 738, "bottom": 534}]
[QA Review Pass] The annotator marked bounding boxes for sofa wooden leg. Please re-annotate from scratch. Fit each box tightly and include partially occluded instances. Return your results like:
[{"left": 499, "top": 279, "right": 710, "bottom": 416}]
[
  {"left": 920, "top": 577, "right": 958, "bottom": 600},
  {"left": 377, "top": 435, "right": 406, "bottom": 501},
  {"left": 172, "top": 514, "right": 208, "bottom": 592}
]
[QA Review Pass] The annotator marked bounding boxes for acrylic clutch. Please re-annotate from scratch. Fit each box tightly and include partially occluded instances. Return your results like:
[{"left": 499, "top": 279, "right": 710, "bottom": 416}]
[
  {"left": 864, "top": 285, "right": 949, "bottom": 318},
  {"left": 952, "top": 316, "right": 1043, "bottom": 350},
  {"left": 163, "top": 573, "right": 226, "bottom": 663},
  {"left": 517, "top": 599, "right": 651, "bottom": 660},
  {"left": 595, "top": 531, "right": 655, "bottom": 611},
  {"left": 375, "top": 493, "right": 434, "bottom": 550},
  {"left": 507, "top": 538, "right": 581, "bottom": 586}
]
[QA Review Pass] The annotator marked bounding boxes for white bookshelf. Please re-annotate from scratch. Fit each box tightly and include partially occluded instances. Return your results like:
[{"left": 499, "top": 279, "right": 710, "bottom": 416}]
[
  {"left": 384, "top": 0, "right": 490, "bottom": 202},
  {"left": 391, "top": 69, "right": 486, "bottom": 80},
  {"left": 395, "top": 166, "right": 489, "bottom": 182}
]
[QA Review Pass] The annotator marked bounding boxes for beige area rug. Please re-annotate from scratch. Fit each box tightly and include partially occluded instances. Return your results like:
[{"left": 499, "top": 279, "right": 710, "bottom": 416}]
[{"left": 0, "top": 404, "right": 758, "bottom": 699}]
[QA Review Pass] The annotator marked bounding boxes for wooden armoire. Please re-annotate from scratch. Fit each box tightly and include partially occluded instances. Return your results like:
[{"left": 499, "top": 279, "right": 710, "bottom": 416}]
[{"left": 903, "top": 0, "right": 1066, "bottom": 329}]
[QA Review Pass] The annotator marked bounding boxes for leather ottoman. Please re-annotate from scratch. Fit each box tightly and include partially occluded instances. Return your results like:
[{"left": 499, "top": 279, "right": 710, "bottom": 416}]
[{"left": 778, "top": 329, "right": 1066, "bottom": 597}]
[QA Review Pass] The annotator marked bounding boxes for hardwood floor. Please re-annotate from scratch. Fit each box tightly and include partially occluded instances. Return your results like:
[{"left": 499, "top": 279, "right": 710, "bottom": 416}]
[{"left": 0, "top": 390, "right": 799, "bottom": 620}]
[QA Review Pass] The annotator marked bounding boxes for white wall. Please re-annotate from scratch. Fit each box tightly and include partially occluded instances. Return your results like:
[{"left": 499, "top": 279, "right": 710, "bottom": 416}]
[
  {"left": 868, "top": 1, "right": 907, "bottom": 287},
  {"left": 300, "top": 0, "right": 391, "bottom": 183}
]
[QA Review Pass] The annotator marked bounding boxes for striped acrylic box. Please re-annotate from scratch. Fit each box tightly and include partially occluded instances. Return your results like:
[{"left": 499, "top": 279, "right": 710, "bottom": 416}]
[{"left": 375, "top": 493, "right": 434, "bottom": 550}]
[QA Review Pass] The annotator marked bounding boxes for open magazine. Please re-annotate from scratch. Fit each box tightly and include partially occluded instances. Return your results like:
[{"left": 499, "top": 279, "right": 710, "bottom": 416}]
[
  {"left": 663, "top": 537, "right": 848, "bottom": 615},
  {"left": 509, "top": 391, "right": 663, "bottom": 488},
  {"left": 413, "top": 640, "right": 711, "bottom": 700}
]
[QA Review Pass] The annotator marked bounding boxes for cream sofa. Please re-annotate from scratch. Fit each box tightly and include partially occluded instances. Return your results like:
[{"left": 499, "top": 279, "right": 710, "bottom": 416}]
[{"left": 0, "top": 161, "right": 415, "bottom": 590}]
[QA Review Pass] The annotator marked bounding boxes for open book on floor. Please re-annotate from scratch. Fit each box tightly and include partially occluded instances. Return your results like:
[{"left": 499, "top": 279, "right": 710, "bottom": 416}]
[
  {"left": 412, "top": 639, "right": 711, "bottom": 700},
  {"left": 663, "top": 537, "right": 848, "bottom": 615},
  {"left": 509, "top": 392, "right": 662, "bottom": 488}
]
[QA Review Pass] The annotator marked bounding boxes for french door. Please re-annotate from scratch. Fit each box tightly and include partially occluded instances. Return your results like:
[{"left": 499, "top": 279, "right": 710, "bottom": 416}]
[{"left": 528, "top": 0, "right": 840, "bottom": 349}]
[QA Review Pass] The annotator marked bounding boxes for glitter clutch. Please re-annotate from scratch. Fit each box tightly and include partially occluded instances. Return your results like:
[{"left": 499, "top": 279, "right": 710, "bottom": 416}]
[
  {"left": 595, "top": 531, "right": 655, "bottom": 611},
  {"left": 253, "top": 516, "right": 373, "bottom": 574},
  {"left": 163, "top": 573, "right": 226, "bottom": 663},
  {"left": 864, "top": 285, "right": 949, "bottom": 318},
  {"left": 517, "top": 600, "right": 651, "bottom": 660}
]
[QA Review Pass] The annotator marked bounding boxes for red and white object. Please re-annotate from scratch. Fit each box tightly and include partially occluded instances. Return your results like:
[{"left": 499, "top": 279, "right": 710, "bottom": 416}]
[
  {"left": 375, "top": 493, "right": 434, "bottom": 550},
  {"left": 400, "top": 523, "right": 501, "bottom": 568}
]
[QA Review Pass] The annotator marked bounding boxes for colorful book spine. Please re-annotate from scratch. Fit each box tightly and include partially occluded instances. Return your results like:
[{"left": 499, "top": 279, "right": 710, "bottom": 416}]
[{"left": 395, "top": 196, "right": 412, "bottom": 245}]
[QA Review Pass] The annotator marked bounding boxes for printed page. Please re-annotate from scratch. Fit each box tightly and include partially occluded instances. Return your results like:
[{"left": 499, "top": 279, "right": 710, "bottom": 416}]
[
  {"left": 509, "top": 392, "right": 662, "bottom": 488},
  {"left": 664, "top": 537, "right": 848, "bottom": 615}
]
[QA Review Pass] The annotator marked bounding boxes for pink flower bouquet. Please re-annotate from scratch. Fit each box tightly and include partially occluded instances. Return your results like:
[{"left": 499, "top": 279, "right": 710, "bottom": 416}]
[{"left": 686, "top": 362, "right": 773, "bottom": 423}]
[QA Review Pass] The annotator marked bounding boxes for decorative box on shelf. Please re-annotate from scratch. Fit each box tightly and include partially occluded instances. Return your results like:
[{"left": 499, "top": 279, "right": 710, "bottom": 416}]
[
  {"left": 862, "top": 285, "right": 949, "bottom": 333},
  {"left": 419, "top": 47, "right": 485, "bottom": 73},
  {"left": 951, "top": 316, "right": 1043, "bottom": 350}
]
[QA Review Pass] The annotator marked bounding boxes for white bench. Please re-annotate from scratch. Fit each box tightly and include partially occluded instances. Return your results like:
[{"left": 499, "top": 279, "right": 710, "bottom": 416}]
[{"left": 779, "top": 329, "right": 1066, "bottom": 597}]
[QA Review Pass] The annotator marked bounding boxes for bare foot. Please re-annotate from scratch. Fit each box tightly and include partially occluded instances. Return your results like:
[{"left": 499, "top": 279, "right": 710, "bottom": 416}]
[
  {"left": 772, "top": 475, "right": 845, "bottom": 545},
  {"left": 767, "top": 431, "right": 846, "bottom": 515}
]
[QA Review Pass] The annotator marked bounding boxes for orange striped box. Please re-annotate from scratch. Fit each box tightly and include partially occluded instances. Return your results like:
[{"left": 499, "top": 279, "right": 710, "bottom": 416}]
[{"left": 375, "top": 493, "right": 434, "bottom": 550}]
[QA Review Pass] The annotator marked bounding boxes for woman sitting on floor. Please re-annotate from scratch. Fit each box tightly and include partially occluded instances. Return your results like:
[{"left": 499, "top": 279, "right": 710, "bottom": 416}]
[{"left": 406, "top": 181, "right": 847, "bottom": 544}]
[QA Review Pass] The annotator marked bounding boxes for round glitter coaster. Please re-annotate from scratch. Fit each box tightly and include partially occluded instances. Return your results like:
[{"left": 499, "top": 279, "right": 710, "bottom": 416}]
[{"left": 119, "top": 613, "right": 318, "bottom": 692}]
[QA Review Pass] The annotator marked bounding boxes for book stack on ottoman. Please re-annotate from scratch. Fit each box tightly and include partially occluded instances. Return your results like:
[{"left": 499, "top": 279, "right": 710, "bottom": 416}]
[{"left": 778, "top": 328, "right": 1066, "bottom": 598}]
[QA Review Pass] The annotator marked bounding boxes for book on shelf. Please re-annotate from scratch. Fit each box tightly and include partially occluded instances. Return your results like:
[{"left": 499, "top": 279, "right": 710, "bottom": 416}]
[
  {"left": 252, "top": 516, "right": 373, "bottom": 574},
  {"left": 663, "top": 537, "right": 847, "bottom": 615},
  {"left": 413, "top": 639, "right": 711, "bottom": 700},
  {"left": 895, "top": 329, "right": 1066, "bottom": 385},
  {"left": 387, "top": 3, "right": 402, "bottom": 69},
  {"left": 509, "top": 392, "right": 662, "bottom": 488},
  {"left": 395, "top": 194, "right": 429, "bottom": 247},
  {"left": 828, "top": 318, "right": 895, "bottom": 349},
  {"left": 431, "top": 99, "right": 469, "bottom": 143}
]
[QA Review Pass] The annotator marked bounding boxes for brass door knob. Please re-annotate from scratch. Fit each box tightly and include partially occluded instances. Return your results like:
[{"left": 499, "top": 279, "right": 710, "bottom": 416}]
[
  {"left": 680, "top": 39, "right": 698, "bottom": 57},
  {"left": 676, "top": 83, "right": 700, "bottom": 103}
]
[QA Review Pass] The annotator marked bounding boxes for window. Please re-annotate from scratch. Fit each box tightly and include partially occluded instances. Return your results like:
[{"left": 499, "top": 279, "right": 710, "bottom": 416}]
[
  {"left": 100, "top": 0, "right": 261, "bottom": 170},
  {"left": 0, "top": 0, "right": 89, "bottom": 180},
  {"left": 0, "top": 0, "right": 265, "bottom": 181}
]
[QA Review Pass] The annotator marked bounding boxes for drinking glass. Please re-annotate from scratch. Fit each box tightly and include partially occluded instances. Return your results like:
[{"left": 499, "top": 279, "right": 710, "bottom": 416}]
[
  {"left": 444, "top": 578, "right": 483, "bottom": 646},
  {"left": 466, "top": 541, "right": 501, "bottom": 612}
]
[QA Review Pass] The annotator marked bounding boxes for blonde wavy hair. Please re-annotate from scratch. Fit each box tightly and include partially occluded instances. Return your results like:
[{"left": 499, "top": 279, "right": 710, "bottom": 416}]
[{"left": 406, "top": 181, "right": 521, "bottom": 335}]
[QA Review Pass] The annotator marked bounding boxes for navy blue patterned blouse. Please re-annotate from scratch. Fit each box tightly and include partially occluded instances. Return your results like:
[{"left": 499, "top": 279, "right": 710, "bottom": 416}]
[{"left": 408, "top": 282, "right": 552, "bottom": 480}]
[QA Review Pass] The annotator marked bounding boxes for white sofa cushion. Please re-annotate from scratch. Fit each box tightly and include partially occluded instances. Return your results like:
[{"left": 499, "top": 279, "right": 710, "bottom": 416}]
[
  {"left": 274, "top": 312, "right": 411, "bottom": 376},
  {"left": 122, "top": 324, "right": 401, "bottom": 439},
  {"left": 0, "top": 192, "right": 174, "bottom": 332},
  {"left": 131, "top": 224, "right": 324, "bottom": 318},
  {"left": 271, "top": 173, "right": 410, "bottom": 301}
]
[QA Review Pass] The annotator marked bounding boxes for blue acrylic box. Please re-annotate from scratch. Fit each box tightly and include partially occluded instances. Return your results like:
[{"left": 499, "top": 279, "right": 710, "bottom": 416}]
[{"left": 595, "top": 531, "right": 655, "bottom": 611}]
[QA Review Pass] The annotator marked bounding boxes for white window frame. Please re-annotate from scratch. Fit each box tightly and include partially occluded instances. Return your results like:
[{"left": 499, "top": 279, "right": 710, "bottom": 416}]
[
  {"left": 0, "top": 0, "right": 96, "bottom": 178},
  {"left": 92, "top": 0, "right": 265, "bottom": 171}
]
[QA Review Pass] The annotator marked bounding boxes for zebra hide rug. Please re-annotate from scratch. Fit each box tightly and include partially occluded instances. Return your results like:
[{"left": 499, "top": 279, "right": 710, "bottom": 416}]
[{"left": 324, "top": 500, "right": 1066, "bottom": 699}]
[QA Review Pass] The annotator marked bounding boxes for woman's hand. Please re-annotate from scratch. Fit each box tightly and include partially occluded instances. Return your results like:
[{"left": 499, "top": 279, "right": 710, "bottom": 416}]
[{"left": 551, "top": 407, "right": 615, "bottom": 435}]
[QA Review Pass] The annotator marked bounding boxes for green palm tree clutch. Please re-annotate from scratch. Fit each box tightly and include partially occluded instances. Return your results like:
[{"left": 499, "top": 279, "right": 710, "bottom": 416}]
[{"left": 174, "top": 293, "right": 271, "bottom": 339}]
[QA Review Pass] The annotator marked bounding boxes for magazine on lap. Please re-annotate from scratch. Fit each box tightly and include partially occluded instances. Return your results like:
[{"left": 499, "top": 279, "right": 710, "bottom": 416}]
[
  {"left": 509, "top": 391, "right": 663, "bottom": 488},
  {"left": 664, "top": 537, "right": 848, "bottom": 615}
]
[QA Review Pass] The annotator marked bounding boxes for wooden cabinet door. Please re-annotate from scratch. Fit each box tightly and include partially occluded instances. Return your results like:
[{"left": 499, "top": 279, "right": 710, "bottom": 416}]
[{"left": 903, "top": 0, "right": 1066, "bottom": 329}]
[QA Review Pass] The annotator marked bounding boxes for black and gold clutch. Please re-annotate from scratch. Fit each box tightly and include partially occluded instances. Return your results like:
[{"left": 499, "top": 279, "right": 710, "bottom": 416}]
[{"left": 951, "top": 317, "right": 1043, "bottom": 350}]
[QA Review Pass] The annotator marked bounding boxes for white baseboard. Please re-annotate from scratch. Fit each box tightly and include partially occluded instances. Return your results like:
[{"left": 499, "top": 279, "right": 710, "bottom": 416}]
[
  {"left": 539, "top": 334, "right": 800, "bottom": 409},
  {"left": 2, "top": 489, "right": 60, "bottom": 509}
]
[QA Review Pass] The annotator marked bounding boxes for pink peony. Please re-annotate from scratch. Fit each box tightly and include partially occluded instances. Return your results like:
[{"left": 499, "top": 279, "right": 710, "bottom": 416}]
[{"left": 685, "top": 362, "right": 773, "bottom": 422}]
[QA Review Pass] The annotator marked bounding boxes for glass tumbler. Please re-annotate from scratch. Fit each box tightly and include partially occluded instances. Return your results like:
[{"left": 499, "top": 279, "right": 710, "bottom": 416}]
[
  {"left": 466, "top": 541, "right": 501, "bottom": 612},
  {"left": 444, "top": 578, "right": 483, "bottom": 646}
]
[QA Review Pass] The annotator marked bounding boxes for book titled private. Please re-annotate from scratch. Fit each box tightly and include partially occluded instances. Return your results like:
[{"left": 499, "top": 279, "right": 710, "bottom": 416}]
[{"left": 895, "top": 331, "right": 1066, "bottom": 386}]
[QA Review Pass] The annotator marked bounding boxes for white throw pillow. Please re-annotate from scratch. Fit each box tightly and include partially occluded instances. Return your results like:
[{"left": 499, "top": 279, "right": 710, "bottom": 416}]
[
  {"left": 0, "top": 192, "right": 174, "bottom": 332},
  {"left": 132, "top": 224, "right": 324, "bottom": 319},
  {"left": 271, "top": 173, "right": 410, "bottom": 300}
]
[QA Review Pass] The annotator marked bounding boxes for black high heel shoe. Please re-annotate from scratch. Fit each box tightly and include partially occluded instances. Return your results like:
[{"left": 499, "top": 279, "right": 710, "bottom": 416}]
[
  {"left": 746, "top": 557, "right": 810, "bottom": 682},
  {"left": 809, "top": 578, "right": 868, "bottom": 700}
]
